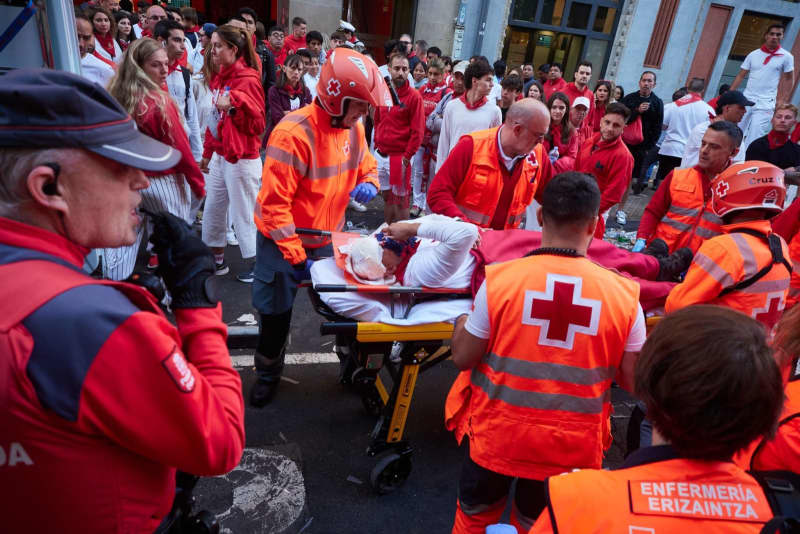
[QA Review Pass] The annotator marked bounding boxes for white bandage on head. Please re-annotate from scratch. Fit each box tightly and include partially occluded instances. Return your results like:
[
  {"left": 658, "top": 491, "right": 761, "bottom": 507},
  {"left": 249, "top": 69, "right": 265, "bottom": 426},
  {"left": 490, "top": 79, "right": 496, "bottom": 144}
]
[{"left": 347, "top": 236, "right": 386, "bottom": 281}]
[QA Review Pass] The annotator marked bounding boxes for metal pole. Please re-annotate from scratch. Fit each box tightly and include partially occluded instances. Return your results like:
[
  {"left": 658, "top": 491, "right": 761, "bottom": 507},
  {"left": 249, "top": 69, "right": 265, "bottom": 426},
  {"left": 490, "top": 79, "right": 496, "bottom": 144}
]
[
  {"left": 473, "top": 0, "right": 490, "bottom": 58},
  {"left": 47, "top": 0, "right": 80, "bottom": 74}
]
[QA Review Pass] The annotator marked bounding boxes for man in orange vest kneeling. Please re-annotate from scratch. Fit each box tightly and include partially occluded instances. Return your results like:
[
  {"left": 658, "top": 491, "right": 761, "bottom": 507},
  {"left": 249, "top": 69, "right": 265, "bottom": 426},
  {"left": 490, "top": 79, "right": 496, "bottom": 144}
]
[{"left": 446, "top": 172, "right": 645, "bottom": 533}]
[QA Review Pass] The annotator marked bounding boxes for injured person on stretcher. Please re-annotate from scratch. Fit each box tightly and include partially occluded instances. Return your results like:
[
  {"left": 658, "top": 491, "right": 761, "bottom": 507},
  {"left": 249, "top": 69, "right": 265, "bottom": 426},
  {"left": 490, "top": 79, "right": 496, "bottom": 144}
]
[{"left": 310, "top": 214, "right": 691, "bottom": 325}]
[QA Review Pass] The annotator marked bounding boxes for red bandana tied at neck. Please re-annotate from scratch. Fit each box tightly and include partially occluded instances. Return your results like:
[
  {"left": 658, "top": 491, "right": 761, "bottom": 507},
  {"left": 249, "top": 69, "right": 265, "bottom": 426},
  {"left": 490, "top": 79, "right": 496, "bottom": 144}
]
[
  {"left": 460, "top": 94, "right": 487, "bottom": 110},
  {"left": 95, "top": 32, "right": 115, "bottom": 58},
  {"left": 768, "top": 130, "right": 790, "bottom": 149},
  {"left": 284, "top": 83, "right": 303, "bottom": 98},
  {"left": 675, "top": 92, "right": 702, "bottom": 107},
  {"left": 761, "top": 45, "right": 783, "bottom": 65}
]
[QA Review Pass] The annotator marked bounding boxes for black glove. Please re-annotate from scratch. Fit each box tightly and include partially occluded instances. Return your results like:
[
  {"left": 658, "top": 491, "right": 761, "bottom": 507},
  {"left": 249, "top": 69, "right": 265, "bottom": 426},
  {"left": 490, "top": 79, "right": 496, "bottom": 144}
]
[{"left": 147, "top": 211, "right": 218, "bottom": 308}]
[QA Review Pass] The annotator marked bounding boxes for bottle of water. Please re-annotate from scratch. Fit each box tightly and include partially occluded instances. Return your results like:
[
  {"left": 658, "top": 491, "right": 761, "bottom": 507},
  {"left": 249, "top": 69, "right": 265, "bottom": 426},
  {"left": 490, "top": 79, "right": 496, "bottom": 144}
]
[{"left": 548, "top": 145, "right": 559, "bottom": 164}]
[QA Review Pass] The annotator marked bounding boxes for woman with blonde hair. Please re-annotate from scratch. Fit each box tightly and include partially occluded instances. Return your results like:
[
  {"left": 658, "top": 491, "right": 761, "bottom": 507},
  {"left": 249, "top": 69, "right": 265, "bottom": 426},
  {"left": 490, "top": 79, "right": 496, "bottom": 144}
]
[
  {"left": 101, "top": 37, "right": 205, "bottom": 280},
  {"left": 200, "top": 24, "right": 266, "bottom": 281}
]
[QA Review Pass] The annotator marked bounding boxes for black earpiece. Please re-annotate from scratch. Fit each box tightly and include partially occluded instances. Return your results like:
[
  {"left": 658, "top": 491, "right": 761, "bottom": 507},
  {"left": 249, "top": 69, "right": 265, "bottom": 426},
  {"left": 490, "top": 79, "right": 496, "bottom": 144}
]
[{"left": 43, "top": 182, "right": 58, "bottom": 195}]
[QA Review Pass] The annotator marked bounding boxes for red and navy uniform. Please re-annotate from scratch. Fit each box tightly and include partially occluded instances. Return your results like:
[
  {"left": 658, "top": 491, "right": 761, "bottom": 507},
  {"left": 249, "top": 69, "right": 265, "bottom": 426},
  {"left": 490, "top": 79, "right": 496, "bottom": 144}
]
[{"left": 0, "top": 217, "right": 245, "bottom": 533}]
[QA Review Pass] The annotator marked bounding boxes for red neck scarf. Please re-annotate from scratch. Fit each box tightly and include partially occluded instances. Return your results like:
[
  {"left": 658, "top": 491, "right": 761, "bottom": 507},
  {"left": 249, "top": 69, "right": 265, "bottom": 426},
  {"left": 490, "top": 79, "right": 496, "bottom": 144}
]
[
  {"left": 91, "top": 50, "right": 116, "bottom": 69},
  {"left": 394, "top": 241, "right": 421, "bottom": 285},
  {"left": 284, "top": 83, "right": 303, "bottom": 98},
  {"left": 768, "top": 129, "right": 790, "bottom": 149},
  {"left": 95, "top": 32, "right": 115, "bottom": 58},
  {"left": 167, "top": 59, "right": 181, "bottom": 75},
  {"left": 675, "top": 92, "right": 703, "bottom": 107},
  {"left": 461, "top": 93, "right": 487, "bottom": 110},
  {"left": 188, "top": 25, "right": 200, "bottom": 33},
  {"left": 761, "top": 45, "right": 783, "bottom": 65}
]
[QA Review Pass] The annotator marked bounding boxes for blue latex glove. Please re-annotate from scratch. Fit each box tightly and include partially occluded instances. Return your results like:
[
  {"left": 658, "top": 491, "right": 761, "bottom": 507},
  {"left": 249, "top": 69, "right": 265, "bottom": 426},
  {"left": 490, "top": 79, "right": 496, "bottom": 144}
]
[
  {"left": 632, "top": 238, "right": 646, "bottom": 253},
  {"left": 350, "top": 182, "right": 377, "bottom": 204},
  {"left": 291, "top": 259, "right": 313, "bottom": 283}
]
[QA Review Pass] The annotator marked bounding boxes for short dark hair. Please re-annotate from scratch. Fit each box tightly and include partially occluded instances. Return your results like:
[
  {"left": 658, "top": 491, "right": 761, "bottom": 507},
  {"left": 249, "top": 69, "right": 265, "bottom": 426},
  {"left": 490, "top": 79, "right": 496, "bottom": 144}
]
[
  {"left": 575, "top": 60, "right": 592, "bottom": 72},
  {"left": 470, "top": 55, "right": 489, "bottom": 64},
  {"left": 708, "top": 120, "right": 743, "bottom": 148},
  {"left": 687, "top": 77, "right": 705, "bottom": 93},
  {"left": 154, "top": 19, "right": 183, "bottom": 40},
  {"left": 641, "top": 70, "right": 657, "bottom": 82},
  {"left": 672, "top": 87, "right": 688, "bottom": 102},
  {"left": 136, "top": 0, "right": 150, "bottom": 10},
  {"left": 427, "top": 46, "right": 442, "bottom": 57},
  {"left": 228, "top": 14, "right": 246, "bottom": 24},
  {"left": 180, "top": 7, "right": 197, "bottom": 24},
  {"left": 549, "top": 62, "right": 563, "bottom": 72},
  {"left": 766, "top": 23, "right": 786, "bottom": 34},
  {"left": 237, "top": 7, "right": 257, "bottom": 21},
  {"left": 718, "top": 83, "right": 730, "bottom": 96},
  {"left": 383, "top": 38, "right": 404, "bottom": 58},
  {"left": 636, "top": 305, "right": 783, "bottom": 461},
  {"left": 493, "top": 59, "right": 506, "bottom": 78},
  {"left": 330, "top": 30, "right": 347, "bottom": 42},
  {"left": 75, "top": 8, "right": 91, "bottom": 22},
  {"left": 296, "top": 48, "right": 312, "bottom": 60},
  {"left": 541, "top": 172, "right": 601, "bottom": 226},
  {"left": 464, "top": 59, "right": 493, "bottom": 90},
  {"left": 292, "top": 16, "right": 306, "bottom": 27},
  {"left": 269, "top": 25, "right": 285, "bottom": 35},
  {"left": 306, "top": 30, "right": 323, "bottom": 44},
  {"left": 501, "top": 73, "right": 523, "bottom": 92},
  {"left": 538, "top": 63, "right": 550, "bottom": 73},
  {"left": 604, "top": 102, "right": 630, "bottom": 121}
]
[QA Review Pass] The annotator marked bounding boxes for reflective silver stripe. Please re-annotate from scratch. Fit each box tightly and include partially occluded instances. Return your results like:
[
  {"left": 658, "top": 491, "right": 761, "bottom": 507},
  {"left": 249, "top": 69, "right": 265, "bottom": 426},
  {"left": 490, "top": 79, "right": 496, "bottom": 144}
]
[
  {"left": 666, "top": 205, "right": 700, "bottom": 217},
  {"left": 483, "top": 352, "right": 615, "bottom": 386},
  {"left": 741, "top": 277, "right": 791, "bottom": 295},
  {"left": 471, "top": 369, "right": 607, "bottom": 414},
  {"left": 694, "top": 225, "right": 722, "bottom": 239},
  {"left": 659, "top": 216, "right": 692, "bottom": 233},
  {"left": 269, "top": 223, "right": 297, "bottom": 241},
  {"left": 265, "top": 145, "right": 309, "bottom": 176},
  {"left": 282, "top": 114, "right": 317, "bottom": 170},
  {"left": 693, "top": 252, "right": 734, "bottom": 287},
  {"left": 507, "top": 213, "right": 523, "bottom": 226},
  {"left": 456, "top": 204, "right": 490, "bottom": 224},
  {"left": 730, "top": 233, "right": 759, "bottom": 278},
  {"left": 701, "top": 211, "right": 724, "bottom": 225}
]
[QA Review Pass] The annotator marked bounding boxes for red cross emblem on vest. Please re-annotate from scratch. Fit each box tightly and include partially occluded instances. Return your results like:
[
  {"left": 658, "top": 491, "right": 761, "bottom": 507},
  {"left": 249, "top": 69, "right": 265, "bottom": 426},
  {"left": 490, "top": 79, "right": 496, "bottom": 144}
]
[
  {"left": 522, "top": 273, "right": 601, "bottom": 349},
  {"left": 752, "top": 291, "right": 785, "bottom": 329},
  {"left": 326, "top": 78, "right": 342, "bottom": 97},
  {"left": 715, "top": 180, "right": 730, "bottom": 198}
]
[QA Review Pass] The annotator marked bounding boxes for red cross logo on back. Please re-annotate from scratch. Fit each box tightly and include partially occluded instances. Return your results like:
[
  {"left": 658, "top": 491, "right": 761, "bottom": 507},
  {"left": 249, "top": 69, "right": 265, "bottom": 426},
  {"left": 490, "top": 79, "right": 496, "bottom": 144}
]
[
  {"left": 522, "top": 273, "right": 602, "bottom": 349},
  {"left": 752, "top": 292, "right": 785, "bottom": 330}
]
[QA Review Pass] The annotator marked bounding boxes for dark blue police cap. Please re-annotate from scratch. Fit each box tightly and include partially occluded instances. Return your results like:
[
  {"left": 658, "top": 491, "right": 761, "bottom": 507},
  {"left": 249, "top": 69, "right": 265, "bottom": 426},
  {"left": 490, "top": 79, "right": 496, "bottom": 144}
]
[{"left": 0, "top": 68, "right": 181, "bottom": 171}]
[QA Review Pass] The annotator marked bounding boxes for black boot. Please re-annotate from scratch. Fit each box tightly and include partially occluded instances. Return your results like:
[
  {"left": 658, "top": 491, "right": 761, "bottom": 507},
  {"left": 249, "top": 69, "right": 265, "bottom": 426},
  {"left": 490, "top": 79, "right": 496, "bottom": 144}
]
[
  {"left": 642, "top": 238, "right": 669, "bottom": 259},
  {"left": 657, "top": 247, "right": 693, "bottom": 281},
  {"left": 250, "top": 350, "right": 286, "bottom": 408}
]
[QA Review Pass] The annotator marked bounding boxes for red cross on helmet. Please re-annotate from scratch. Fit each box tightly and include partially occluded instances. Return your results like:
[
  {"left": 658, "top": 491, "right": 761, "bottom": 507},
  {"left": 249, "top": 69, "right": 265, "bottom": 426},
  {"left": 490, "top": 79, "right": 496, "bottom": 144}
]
[
  {"left": 710, "top": 160, "right": 786, "bottom": 218},
  {"left": 316, "top": 48, "right": 392, "bottom": 116}
]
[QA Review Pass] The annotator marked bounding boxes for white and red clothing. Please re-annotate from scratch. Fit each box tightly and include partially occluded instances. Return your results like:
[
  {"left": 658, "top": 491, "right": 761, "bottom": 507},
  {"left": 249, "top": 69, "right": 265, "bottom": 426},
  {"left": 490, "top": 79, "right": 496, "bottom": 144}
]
[
  {"left": 658, "top": 93, "right": 716, "bottom": 158},
  {"left": 94, "top": 32, "right": 122, "bottom": 64},
  {"left": 740, "top": 45, "right": 795, "bottom": 151},
  {"left": 562, "top": 82, "right": 594, "bottom": 116},
  {"left": 267, "top": 42, "right": 289, "bottom": 67},
  {"left": 80, "top": 52, "right": 114, "bottom": 87},
  {"left": 544, "top": 124, "right": 579, "bottom": 173},
  {"left": 435, "top": 95, "right": 502, "bottom": 172},
  {"left": 413, "top": 81, "right": 452, "bottom": 210}
]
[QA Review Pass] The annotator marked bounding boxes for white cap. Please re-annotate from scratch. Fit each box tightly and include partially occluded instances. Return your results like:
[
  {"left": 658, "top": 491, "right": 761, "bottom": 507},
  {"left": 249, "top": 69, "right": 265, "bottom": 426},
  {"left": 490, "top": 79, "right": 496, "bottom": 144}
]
[
  {"left": 339, "top": 20, "right": 356, "bottom": 33},
  {"left": 572, "top": 96, "right": 591, "bottom": 109},
  {"left": 453, "top": 61, "right": 468, "bottom": 75}
]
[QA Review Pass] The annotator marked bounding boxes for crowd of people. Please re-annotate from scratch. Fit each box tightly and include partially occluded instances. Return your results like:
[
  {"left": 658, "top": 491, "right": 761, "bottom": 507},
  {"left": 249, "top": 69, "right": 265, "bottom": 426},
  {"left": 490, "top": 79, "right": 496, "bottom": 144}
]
[{"left": 3, "top": 2, "right": 800, "bottom": 532}]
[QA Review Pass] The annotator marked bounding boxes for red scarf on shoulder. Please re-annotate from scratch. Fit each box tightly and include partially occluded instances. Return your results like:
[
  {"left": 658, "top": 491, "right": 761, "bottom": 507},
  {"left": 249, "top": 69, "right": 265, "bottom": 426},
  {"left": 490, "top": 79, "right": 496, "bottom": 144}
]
[
  {"left": 768, "top": 130, "right": 790, "bottom": 149},
  {"left": 761, "top": 45, "right": 783, "bottom": 65},
  {"left": 675, "top": 92, "right": 702, "bottom": 107},
  {"left": 460, "top": 94, "right": 487, "bottom": 110},
  {"left": 95, "top": 32, "right": 116, "bottom": 58}
]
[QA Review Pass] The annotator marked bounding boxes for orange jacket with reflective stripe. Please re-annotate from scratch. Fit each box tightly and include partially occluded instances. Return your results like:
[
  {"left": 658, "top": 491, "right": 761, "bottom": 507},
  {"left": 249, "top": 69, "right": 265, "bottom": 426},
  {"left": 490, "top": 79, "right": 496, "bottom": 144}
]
[
  {"left": 254, "top": 104, "right": 379, "bottom": 264},
  {"left": 653, "top": 167, "right": 725, "bottom": 254},
  {"left": 453, "top": 127, "right": 544, "bottom": 229},
  {"left": 453, "top": 254, "right": 640, "bottom": 480},
  {"left": 665, "top": 220, "right": 791, "bottom": 331},
  {"left": 787, "top": 231, "right": 800, "bottom": 309},
  {"left": 735, "top": 364, "right": 800, "bottom": 474},
  {"left": 531, "top": 457, "right": 773, "bottom": 533}
]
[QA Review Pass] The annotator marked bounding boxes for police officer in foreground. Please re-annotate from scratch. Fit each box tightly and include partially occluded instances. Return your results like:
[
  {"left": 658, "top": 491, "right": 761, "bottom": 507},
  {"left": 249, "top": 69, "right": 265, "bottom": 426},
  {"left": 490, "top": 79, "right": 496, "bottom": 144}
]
[
  {"left": 0, "top": 69, "right": 245, "bottom": 532},
  {"left": 530, "top": 306, "right": 787, "bottom": 532}
]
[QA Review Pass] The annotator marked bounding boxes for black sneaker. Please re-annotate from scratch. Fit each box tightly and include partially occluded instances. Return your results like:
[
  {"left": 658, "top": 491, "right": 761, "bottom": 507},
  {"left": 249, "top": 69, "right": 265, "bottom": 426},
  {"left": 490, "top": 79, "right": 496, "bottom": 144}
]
[
  {"left": 214, "top": 262, "right": 229, "bottom": 276},
  {"left": 642, "top": 238, "right": 669, "bottom": 259},
  {"left": 236, "top": 269, "right": 254, "bottom": 283},
  {"left": 657, "top": 247, "right": 694, "bottom": 281}
]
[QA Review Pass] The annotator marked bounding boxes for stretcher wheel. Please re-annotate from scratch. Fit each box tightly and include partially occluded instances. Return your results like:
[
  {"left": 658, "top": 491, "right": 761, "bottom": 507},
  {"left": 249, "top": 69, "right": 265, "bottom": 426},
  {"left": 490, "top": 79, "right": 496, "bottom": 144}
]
[{"left": 370, "top": 452, "right": 412, "bottom": 494}]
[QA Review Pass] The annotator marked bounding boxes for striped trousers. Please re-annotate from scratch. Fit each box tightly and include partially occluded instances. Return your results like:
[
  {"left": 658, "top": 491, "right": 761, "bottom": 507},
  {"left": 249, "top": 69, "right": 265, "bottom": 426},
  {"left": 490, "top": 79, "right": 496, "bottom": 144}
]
[{"left": 101, "top": 173, "right": 192, "bottom": 281}]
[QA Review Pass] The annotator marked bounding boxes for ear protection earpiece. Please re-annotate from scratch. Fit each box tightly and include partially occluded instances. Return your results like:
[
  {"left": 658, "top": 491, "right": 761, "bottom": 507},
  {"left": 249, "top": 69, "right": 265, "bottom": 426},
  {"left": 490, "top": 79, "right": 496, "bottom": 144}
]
[{"left": 40, "top": 162, "right": 61, "bottom": 196}]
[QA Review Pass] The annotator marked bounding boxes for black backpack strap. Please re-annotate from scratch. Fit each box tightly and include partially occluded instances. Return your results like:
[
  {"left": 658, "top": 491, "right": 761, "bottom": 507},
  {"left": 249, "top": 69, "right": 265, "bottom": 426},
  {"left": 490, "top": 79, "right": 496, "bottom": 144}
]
[
  {"left": 719, "top": 230, "right": 792, "bottom": 297},
  {"left": 181, "top": 67, "right": 191, "bottom": 120},
  {"left": 750, "top": 471, "right": 800, "bottom": 533}
]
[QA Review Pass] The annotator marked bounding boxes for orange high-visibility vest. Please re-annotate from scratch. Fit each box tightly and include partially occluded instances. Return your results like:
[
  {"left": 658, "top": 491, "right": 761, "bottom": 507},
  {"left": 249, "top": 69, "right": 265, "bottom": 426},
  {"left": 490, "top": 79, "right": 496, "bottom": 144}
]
[
  {"left": 255, "top": 104, "right": 379, "bottom": 265},
  {"left": 534, "top": 458, "right": 774, "bottom": 533},
  {"left": 665, "top": 221, "right": 791, "bottom": 331},
  {"left": 787, "top": 232, "right": 800, "bottom": 310},
  {"left": 653, "top": 167, "right": 725, "bottom": 254},
  {"left": 453, "top": 127, "right": 544, "bottom": 229},
  {"left": 454, "top": 254, "right": 640, "bottom": 480},
  {"left": 735, "top": 363, "right": 800, "bottom": 474}
]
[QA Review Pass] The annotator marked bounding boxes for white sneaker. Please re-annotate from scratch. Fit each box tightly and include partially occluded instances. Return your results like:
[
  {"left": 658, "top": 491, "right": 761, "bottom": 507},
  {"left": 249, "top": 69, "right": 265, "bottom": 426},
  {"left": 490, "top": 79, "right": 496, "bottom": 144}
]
[
  {"left": 615, "top": 210, "right": 627, "bottom": 226},
  {"left": 226, "top": 233, "right": 239, "bottom": 246},
  {"left": 348, "top": 198, "right": 367, "bottom": 212}
]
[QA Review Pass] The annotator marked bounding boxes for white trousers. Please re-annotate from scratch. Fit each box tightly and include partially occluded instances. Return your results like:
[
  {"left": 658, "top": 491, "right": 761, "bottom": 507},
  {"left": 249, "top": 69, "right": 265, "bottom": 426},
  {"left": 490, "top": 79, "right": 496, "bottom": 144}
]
[
  {"left": 102, "top": 173, "right": 192, "bottom": 281},
  {"left": 411, "top": 146, "right": 427, "bottom": 211},
  {"left": 201, "top": 153, "right": 261, "bottom": 259},
  {"left": 740, "top": 106, "right": 774, "bottom": 155}
]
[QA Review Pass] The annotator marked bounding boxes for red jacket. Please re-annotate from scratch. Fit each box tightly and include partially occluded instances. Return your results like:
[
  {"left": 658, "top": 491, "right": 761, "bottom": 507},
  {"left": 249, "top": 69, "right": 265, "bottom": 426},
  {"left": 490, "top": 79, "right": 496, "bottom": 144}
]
[
  {"left": 543, "top": 124, "right": 579, "bottom": 173},
  {"left": 374, "top": 81, "right": 425, "bottom": 160},
  {"left": 428, "top": 133, "right": 553, "bottom": 228},
  {"left": 284, "top": 34, "right": 305, "bottom": 54},
  {"left": 588, "top": 102, "right": 606, "bottom": 133},
  {"left": 0, "top": 217, "right": 244, "bottom": 533},
  {"left": 543, "top": 77, "right": 568, "bottom": 101},
  {"left": 203, "top": 57, "right": 266, "bottom": 163},
  {"left": 562, "top": 82, "right": 594, "bottom": 116},
  {"left": 137, "top": 91, "right": 205, "bottom": 197}
]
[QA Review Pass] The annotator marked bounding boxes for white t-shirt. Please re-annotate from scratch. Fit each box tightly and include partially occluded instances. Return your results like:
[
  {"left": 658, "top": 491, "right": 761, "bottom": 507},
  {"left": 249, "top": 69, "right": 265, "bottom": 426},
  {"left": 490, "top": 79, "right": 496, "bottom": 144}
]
[
  {"left": 681, "top": 119, "right": 746, "bottom": 168},
  {"left": 304, "top": 72, "right": 320, "bottom": 100},
  {"left": 166, "top": 67, "right": 202, "bottom": 161},
  {"left": 489, "top": 80, "right": 502, "bottom": 105},
  {"left": 465, "top": 279, "right": 646, "bottom": 352},
  {"left": 659, "top": 97, "right": 716, "bottom": 158},
  {"left": 741, "top": 47, "right": 794, "bottom": 106},
  {"left": 80, "top": 53, "right": 114, "bottom": 88},
  {"left": 435, "top": 97, "right": 503, "bottom": 172}
]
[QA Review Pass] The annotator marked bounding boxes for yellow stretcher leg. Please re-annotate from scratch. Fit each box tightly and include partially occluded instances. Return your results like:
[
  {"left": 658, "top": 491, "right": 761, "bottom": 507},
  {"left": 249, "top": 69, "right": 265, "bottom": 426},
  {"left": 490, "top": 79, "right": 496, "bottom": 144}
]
[
  {"left": 375, "top": 376, "right": 389, "bottom": 405},
  {"left": 387, "top": 360, "right": 421, "bottom": 443}
]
